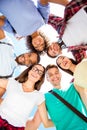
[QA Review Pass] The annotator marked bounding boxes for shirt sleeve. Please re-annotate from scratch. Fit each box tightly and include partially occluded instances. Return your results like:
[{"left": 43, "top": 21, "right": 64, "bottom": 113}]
[
  {"left": 37, "top": 1, "right": 50, "bottom": 23},
  {"left": 6, "top": 78, "right": 15, "bottom": 90},
  {"left": 37, "top": 92, "right": 45, "bottom": 105}
]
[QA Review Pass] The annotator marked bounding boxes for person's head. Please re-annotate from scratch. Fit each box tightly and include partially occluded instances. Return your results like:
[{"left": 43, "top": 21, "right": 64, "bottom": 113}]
[
  {"left": 15, "top": 64, "right": 45, "bottom": 90},
  {"left": 26, "top": 32, "right": 47, "bottom": 54},
  {"left": 15, "top": 52, "right": 40, "bottom": 67},
  {"left": 46, "top": 64, "right": 61, "bottom": 88},
  {"left": 56, "top": 56, "right": 77, "bottom": 75},
  {"left": 46, "top": 42, "right": 62, "bottom": 58}
]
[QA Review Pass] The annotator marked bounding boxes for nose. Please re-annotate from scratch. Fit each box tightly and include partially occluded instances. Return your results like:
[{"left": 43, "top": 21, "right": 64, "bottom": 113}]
[
  {"left": 24, "top": 55, "right": 29, "bottom": 62},
  {"left": 19, "top": 56, "right": 24, "bottom": 62}
]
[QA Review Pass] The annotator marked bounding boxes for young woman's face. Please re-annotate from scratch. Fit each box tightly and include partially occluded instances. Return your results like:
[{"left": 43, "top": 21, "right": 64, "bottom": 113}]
[
  {"left": 48, "top": 42, "right": 62, "bottom": 57},
  {"left": 56, "top": 56, "right": 72, "bottom": 69},
  {"left": 32, "top": 35, "right": 45, "bottom": 51},
  {"left": 28, "top": 65, "right": 44, "bottom": 82}
]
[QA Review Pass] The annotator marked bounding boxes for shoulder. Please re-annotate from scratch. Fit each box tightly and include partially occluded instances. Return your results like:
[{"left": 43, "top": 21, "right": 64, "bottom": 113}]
[
  {"left": 35, "top": 91, "right": 45, "bottom": 105},
  {"left": 8, "top": 78, "right": 19, "bottom": 86}
]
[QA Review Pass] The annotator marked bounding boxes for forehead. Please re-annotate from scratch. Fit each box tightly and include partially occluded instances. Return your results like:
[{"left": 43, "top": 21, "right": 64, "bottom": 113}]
[
  {"left": 33, "top": 65, "right": 44, "bottom": 70},
  {"left": 29, "top": 52, "right": 37, "bottom": 57},
  {"left": 57, "top": 56, "right": 65, "bottom": 62},
  {"left": 47, "top": 67, "right": 59, "bottom": 74}
]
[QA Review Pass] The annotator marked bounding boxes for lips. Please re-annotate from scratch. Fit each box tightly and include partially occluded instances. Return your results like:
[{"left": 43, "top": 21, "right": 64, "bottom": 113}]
[
  {"left": 63, "top": 61, "right": 68, "bottom": 66},
  {"left": 31, "top": 73, "right": 37, "bottom": 78},
  {"left": 53, "top": 77, "right": 60, "bottom": 82},
  {"left": 19, "top": 56, "right": 24, "bottom": 62}
]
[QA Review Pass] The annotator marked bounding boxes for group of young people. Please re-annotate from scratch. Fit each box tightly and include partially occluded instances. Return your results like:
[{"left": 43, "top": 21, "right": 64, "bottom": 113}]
[{"left": 0, "top": 0, "right": 87, "bottom": 130}]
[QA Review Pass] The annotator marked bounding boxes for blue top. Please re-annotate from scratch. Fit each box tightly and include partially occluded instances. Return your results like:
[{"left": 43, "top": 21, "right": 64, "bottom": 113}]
[
  {"left": 0, "top": 42, "right": 17, "bottom": 77},
  {"left": 0, "top": 0, "right": 50, "bottom": 36},
  {"left": 45, "top": 83, "right": 87, "bottom": 130},
  {"left": 1, "top": 19, "right": 14, "bottom": 34}
]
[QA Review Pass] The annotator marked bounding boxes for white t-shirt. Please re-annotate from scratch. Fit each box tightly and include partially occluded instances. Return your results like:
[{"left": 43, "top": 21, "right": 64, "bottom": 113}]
[
  {"left": 0, "top": 79, "right": 45, "bottom": 127},
  {"left": 0, "top": 43, "right": 17, "bottom": 77},
  {"left": 62, "top": 6, "right": 87, "bottom": 46}
]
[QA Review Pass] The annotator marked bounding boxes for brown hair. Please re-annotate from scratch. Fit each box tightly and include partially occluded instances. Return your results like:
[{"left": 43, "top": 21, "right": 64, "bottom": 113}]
[
  {"left": 26, "top": 33, "right": 47, "bottom": 54},
  {"left": 15, "top": 52, "right": 40, "bottom": 66},
  {"left": 46, "top": 64, "right": 58, "bottom": 72},
  {"left": 15, "top": 64, "right": 45, "bottom": 90}
]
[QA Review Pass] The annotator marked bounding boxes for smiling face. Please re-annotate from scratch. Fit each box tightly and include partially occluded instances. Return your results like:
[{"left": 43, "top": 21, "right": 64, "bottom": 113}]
[
  {"left": 56, "top": 56, "right": 72, "bottom": 70},
  {"left": 15, "top": 52, "right": 38, "bottom": 66},
  {"left": 47, "top": 42, "right": 62, "bottom": 57},
  {"left": 28, "top": 64, "right": 45, "bottom": 83},
  {"left": 46, "top": 67, "right": 61, "bottom": 87},
  {"left": 32, "top": 35, "right": 45, "bottom": 51}
]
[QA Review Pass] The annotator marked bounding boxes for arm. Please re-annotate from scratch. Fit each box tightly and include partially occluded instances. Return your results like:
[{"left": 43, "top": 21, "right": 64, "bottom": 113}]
[
  {"left": 37, "top": 0, "right": 50, "bottom": 23},
  {"left": 0, "top": 79, "right": 8, "bottom": 104},
  {"left": 38, "top": 101, "right": 54, "bottom": 128},
  {"left": 25, "top": 102, "right": 54, "bottom": 129},
  {"left": 0, "top": 15, "right": 6, "bottom": 27},
  {"left": 48, "top": 0, "right": 69, "bottom": 6},
  {"left": 25, "top": 110, "right": 41, "bottom": 130},
  {"left": 39, "top": 0, "right": 69, "bottom": 6},
  {"left": 0, "top": 84, "right": 5, "bottom": 104},
  {"left": 0, "top": 79, "right": 8, "bottom": 90},
  {"left": 0, "top": 29, "right": 5, "bottom": 39},
  {"left": 0, "top": 87, "right": 6, "bottom": 98}
]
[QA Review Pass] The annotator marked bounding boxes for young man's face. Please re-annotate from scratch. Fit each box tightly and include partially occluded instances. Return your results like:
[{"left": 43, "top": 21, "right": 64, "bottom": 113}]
[
  {"left": 46, "top": 67, "right": 61, "bottom": 87},
  {"left": 15, "top": 52, "right": 38, "bottom": 66},
  {"left": 47, "top": 42, "right": 62, "bottom": 57}
]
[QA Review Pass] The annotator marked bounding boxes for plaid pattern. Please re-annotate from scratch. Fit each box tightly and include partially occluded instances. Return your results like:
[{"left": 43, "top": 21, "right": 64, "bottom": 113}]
[
  {"left": 48, "top": 0, "right": 87, "bottom": 62},
  {"left": 48, "top": 0, "right": 87, "bottom": 38},
  {"left": 48, "top": 15, "right": 64, "bottom": 34},
  {"left": 0, "top": 116, "right": 24, "bottom": 130},
  {"left": 68, "top": 45, "right": 87, "bottom": 63},
  {"left": 59, "top": 0, "right": 87, "bottom": 38}
]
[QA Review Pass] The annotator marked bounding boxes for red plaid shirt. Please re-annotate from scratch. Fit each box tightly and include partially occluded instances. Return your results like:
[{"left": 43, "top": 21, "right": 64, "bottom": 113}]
[
  {"left": 48, "top": 0, "right": 87, "bottom": 62},
  {"left": 48, "top": 0, "right": 87, "bottom": 38},
  {"left": 68, "top": 45, "right": 87, "bottom": 63},
  {"left": 0, "top": 116, "right": 24, "bottom": 130}
]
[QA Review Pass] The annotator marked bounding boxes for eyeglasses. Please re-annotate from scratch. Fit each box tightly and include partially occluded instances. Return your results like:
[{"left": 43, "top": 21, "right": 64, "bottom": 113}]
[{"left": 32, "top": 66, "right": 44, "bottom": 76}]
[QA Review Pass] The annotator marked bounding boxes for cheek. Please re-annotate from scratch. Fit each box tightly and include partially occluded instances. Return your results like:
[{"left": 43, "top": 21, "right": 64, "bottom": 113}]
[
  {"left": 60, "top": 64, "right": 64, "bottom": 69},
  {"left": 32, "top": 40, "right": 36, "bottom": 46},
  {"left": 40, "top": 38, "right": 44, "bottom": 44}
]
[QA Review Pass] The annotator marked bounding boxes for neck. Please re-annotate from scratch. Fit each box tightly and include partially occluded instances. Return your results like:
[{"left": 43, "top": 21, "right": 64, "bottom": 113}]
[
  {"left": 22, "top": 80, "right": 35, "bottom": 92},
  {"left": 69, "top": 64, "right": 76, "bottom": 74},
  {"left": 31, "top": 31, "right": 39, "bottom": 39},
  {"left": 53, "top": 84, "right": 62, "bottom": 89}
]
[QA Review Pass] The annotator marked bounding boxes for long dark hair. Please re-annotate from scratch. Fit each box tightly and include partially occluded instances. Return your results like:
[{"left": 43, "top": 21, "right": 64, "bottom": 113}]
[
  {"left": 15, "top": 64, "right": 45, "bottom": 90},
  {"left": 56, "top": 58, "right": 78, "bottom": 75}
]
